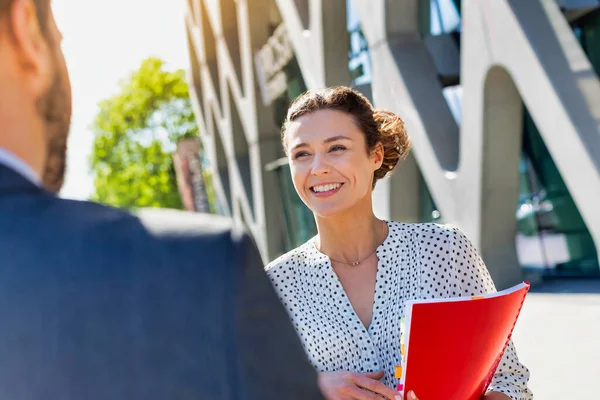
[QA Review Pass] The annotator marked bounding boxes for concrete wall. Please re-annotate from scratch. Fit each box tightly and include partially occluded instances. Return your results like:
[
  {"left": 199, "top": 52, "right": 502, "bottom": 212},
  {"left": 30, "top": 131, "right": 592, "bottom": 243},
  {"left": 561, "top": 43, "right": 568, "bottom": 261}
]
[{"left": 185, "top": 0, "right": 283, "bottom": 262}]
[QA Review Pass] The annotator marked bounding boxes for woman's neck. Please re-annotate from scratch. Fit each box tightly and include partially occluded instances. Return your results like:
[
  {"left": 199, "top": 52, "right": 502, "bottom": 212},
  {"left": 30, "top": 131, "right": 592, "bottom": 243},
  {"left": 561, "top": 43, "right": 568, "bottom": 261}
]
[{"left": 314, "top": 210, "right": 386, "bottom": 264}]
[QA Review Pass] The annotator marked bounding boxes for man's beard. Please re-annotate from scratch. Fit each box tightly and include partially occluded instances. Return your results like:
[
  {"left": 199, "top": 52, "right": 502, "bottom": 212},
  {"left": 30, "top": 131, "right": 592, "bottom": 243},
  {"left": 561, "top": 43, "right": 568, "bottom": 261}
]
[{"left": 36, "top": 63, "right": 71, "bottom": 194}]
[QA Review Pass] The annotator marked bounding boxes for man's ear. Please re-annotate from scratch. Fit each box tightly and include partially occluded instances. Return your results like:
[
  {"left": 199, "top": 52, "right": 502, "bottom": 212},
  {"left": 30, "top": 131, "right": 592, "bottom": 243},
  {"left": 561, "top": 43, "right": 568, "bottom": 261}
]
[{"left": 9, "top": 0, "right": 50, "bottom": 81}]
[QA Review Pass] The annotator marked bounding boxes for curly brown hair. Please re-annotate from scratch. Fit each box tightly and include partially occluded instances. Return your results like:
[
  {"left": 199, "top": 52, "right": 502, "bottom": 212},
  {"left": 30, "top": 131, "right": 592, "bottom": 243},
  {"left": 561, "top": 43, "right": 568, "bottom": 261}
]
[{"left": 281, "top": 86, "right": 411, "bottom": 188}]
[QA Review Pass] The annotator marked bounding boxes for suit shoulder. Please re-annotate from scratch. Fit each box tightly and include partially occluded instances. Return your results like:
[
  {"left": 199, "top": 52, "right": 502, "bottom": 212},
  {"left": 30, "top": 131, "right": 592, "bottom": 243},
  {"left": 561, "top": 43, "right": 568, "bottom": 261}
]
[
  {"left": 134, "top": 208, "right": 255, "bottom": 250},
  {"left": 14, "top": 197, "right": 151, "bottom": 259},
  {"left": 53, "top": 199, "right": 236, "bottom": 232},
  {"left": 50, "top": 197, "right": 137, "bottom": 229},
  {"left": 51, "top": 200, "right": 242, "bottom": 245},
  {"left": 135, "top": 207, "right": 233, "bottom": 231},
  {"left": 135, "top": 208, "right": 236, "bottom": 236}
]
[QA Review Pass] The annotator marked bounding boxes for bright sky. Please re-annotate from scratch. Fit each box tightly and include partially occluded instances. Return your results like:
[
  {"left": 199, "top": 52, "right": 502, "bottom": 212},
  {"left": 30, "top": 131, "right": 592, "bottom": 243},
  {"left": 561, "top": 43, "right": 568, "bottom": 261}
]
[{"left": 52, "top": 0, "right": 190, "bottom": 200}]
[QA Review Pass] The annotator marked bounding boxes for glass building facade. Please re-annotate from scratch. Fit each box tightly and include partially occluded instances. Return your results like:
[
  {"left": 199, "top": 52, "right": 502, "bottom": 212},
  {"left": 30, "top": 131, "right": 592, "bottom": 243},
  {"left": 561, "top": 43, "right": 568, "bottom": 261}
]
[
  {"left": 269, "top": 56, "right": 317, "bottom": 248},
  {"left": 416, "top": 0, "right": 598, "bottom": 276}
]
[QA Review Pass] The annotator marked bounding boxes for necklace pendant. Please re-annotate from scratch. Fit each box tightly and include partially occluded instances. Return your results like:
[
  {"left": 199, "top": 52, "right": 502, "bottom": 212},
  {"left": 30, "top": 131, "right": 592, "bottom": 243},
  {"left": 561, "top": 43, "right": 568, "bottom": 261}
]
[{"left": 350, "top": 261, "right": 360, "bottom": 266}]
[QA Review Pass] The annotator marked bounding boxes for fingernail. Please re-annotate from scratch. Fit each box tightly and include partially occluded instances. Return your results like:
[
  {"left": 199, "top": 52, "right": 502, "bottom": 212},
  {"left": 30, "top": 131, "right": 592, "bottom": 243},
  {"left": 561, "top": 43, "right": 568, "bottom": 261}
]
[{"left": 409, "top": 391, "right": 416, "bottom": 400}]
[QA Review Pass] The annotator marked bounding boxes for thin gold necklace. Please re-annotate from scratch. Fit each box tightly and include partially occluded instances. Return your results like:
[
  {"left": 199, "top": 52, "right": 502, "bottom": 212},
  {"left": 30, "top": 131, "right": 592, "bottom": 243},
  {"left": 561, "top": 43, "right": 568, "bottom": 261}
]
[{"left": 322, "top": 221, "right": 387, "bottom": 266}]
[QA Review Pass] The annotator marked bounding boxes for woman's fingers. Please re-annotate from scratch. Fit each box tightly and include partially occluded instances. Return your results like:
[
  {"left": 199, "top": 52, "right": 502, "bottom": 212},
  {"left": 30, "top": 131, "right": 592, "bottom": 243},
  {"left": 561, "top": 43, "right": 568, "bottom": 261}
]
[
  {"left": 352, "top": 374, "right": 399, "bottom": 400},
  {"left": 392, "top": 390, "right": 418, "bottom": 400},
  {"left": 339, "top": 385, "right": 385, "bottom": 400},
  {"left": 361, "top": 370, "right": 385, "bottom": 380},
  {"left": 318, "top": 370, "right": 403, "bottom": 400},
  {"left": 406, "top": 391, "right": 418, "bottom": 400}
]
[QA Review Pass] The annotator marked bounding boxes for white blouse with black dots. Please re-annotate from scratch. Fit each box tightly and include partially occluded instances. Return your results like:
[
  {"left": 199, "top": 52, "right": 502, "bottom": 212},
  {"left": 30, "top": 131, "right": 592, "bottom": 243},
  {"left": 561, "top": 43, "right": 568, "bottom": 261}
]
[{"left": 266, "top": 222, "right": 533, "bottom": 399}]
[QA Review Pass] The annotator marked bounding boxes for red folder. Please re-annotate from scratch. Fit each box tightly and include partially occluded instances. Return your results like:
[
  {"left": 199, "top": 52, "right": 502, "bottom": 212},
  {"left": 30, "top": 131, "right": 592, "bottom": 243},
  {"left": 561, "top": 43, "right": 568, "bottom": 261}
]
[{"left": 398, "top": 282, "right": 530, "bottom": 400}]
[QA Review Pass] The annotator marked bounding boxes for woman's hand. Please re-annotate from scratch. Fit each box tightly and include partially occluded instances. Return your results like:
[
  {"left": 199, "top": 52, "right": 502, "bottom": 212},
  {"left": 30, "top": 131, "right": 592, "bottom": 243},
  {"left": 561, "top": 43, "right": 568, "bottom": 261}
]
[
  {"left": 399, "top": 391, "right": 417, "bottom": 400},
  {"left": 318, "top": 370, "right": 400, "bottom": 400}
]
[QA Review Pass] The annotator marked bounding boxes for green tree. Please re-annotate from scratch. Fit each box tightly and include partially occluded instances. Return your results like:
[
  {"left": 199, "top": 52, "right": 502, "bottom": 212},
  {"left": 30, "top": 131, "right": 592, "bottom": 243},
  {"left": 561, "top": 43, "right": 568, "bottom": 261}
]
[{"left": 90, "top": 57, "right": 205, "bottom": 210}]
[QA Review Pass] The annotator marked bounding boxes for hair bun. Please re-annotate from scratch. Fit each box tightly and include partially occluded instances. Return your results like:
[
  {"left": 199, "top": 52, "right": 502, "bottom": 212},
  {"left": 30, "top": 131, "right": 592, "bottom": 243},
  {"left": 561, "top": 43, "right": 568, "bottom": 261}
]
[{"left": 373, "top": 109, "right": 411, "bottom": 180}]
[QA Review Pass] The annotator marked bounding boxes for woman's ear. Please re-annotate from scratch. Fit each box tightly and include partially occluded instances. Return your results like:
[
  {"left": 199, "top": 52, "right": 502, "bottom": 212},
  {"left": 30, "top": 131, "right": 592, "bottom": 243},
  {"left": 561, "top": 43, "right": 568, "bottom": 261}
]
[{"left": 371, "top": 142, "right": 384, "bottom": 171}]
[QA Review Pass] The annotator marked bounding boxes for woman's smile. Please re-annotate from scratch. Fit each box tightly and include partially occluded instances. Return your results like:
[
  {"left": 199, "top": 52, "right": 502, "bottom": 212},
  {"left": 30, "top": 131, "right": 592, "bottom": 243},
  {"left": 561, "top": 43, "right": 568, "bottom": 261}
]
[{"left": 310, "top": 182, "right": 344, "bottom": 198}]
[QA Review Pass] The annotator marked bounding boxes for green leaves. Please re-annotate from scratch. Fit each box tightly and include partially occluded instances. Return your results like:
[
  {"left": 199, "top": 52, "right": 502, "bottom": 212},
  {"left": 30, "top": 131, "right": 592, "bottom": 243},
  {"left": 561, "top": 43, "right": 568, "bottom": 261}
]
[{"left": 90, "top": 57, "right": 203, "bottom": 210}]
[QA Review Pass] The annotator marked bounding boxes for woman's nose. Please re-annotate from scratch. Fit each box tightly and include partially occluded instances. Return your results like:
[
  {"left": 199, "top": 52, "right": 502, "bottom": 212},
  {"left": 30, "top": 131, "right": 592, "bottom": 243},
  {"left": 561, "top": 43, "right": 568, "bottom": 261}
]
[{"left": 310, "top": 154, "right": 330, "bottom": 176}]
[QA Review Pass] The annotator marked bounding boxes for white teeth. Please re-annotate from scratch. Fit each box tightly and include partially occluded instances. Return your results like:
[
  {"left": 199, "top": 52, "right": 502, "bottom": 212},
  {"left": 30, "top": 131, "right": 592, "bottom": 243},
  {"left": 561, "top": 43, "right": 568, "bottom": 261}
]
[{"left": 312, "top": 183, "right": 342, "bottom": 193}]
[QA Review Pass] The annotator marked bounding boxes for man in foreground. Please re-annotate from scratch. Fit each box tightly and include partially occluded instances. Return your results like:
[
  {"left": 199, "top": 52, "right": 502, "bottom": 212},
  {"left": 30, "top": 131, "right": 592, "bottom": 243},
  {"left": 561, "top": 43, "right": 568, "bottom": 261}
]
[{"left": 0, "top": 0, "right": 323, "bottom": 398}]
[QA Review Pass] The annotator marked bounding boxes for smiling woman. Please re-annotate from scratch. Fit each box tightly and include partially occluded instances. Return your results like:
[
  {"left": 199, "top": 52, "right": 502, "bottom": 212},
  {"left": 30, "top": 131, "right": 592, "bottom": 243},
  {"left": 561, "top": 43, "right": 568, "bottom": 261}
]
[{"left": 266, "top": 86, "right": 532, "bottom": 400}]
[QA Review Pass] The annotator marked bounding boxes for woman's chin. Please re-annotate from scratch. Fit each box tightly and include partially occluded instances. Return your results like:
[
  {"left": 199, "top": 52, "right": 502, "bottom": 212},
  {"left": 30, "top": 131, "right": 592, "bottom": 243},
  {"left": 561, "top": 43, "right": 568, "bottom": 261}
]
[{"left": 310, "top": 203, "right": 352, "bottom": 219}]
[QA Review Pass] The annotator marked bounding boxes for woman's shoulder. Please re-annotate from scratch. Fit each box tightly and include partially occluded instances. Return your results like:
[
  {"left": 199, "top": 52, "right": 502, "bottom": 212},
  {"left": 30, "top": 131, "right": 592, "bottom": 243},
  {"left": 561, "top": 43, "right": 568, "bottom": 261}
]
[
  {"left": 387, "top": 221, "right": 472, "bottom": 257},
  {"left": 414, "top": 221, "right": 464, "bottom": 236},
  {"left": 265, "top": 239, "right": 315, "bottom": 274},
  {"left": 387, "top": 220, "right": 464, "bottom": 238}
]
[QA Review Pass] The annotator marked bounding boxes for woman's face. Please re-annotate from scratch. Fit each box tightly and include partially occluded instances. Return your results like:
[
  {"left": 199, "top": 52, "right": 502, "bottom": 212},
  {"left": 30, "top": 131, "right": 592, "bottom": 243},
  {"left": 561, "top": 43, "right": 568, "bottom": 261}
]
[{"left": 285, "top": 109, "right": 384, "bottom": 218}]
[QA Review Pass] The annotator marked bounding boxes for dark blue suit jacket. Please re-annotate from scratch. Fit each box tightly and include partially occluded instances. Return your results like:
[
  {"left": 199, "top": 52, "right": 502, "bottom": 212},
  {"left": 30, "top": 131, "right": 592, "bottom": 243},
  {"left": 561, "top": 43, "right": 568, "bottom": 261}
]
[{"left": 0, "top": 165, "right": 323, "bottom": 399}]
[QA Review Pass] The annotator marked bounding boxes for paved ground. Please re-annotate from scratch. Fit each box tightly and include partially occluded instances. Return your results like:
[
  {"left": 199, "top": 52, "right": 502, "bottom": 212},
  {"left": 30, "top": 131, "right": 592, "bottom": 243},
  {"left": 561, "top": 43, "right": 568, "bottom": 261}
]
[{"left": 511, "top": 279, "right": 600, "bottom": 399}]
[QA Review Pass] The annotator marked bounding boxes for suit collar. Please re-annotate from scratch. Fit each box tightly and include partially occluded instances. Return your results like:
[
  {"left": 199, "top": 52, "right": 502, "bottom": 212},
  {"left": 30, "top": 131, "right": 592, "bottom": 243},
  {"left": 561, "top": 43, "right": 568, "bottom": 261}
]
[
  {"left": 0, "top": 147, "right": 41, "bottom": 187},
  {"left": 0, "top": 164, "right": 43, "bottom": 193}
]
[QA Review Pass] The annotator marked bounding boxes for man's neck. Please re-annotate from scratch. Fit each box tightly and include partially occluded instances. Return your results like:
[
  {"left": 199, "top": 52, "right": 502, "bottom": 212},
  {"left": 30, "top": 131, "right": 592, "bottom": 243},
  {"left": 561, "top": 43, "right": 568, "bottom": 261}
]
[
  {"left": 0, "top": 109, "right": 46, "bottom": 181},
  {"left": 0, "top": 81, "right": 46, "bottom": 181}
]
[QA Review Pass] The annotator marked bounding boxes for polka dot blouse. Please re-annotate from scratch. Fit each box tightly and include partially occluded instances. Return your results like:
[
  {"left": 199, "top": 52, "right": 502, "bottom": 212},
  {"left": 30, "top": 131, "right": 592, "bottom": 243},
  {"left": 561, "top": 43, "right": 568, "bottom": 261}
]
[{"left": 266, "top": 222, "right": 533, "bottom": 399}]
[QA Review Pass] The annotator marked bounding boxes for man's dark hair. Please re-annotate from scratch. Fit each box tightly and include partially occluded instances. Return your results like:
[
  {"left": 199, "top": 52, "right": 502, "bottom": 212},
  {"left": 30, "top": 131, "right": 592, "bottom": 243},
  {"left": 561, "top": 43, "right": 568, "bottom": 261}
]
[{"left": 0, "top": 0, "right": 50, "bottom": 34}]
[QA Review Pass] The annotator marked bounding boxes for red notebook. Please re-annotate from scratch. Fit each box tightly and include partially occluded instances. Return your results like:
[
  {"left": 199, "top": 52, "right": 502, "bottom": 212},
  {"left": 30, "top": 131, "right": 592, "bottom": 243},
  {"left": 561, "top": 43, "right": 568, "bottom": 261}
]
[{"left": 397, "top": 282, "right": 530, "bottom": 400}]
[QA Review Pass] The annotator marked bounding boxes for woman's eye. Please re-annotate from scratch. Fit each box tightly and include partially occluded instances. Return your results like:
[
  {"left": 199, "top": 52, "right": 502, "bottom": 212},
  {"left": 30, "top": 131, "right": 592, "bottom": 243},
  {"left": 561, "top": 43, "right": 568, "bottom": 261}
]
[
  {"left": 293, "top": 151, "right": 310, "bottom": 160},
  {"left": 329, "top": 145, "right": 347, "bottom": 153}
]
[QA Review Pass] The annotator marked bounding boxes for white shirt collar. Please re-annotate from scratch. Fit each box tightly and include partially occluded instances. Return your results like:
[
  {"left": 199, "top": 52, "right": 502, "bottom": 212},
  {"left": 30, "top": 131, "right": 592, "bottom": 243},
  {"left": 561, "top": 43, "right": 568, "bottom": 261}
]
[{"left": 0, "top": 147, "right": 41, "bottom": 187}]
